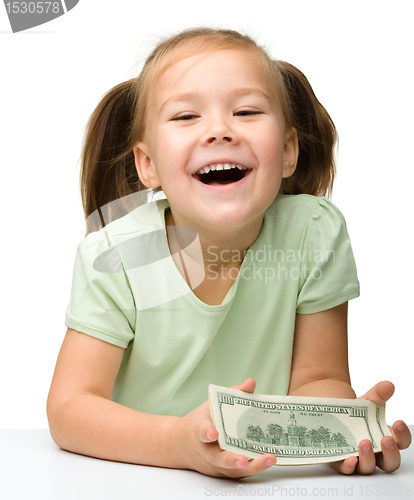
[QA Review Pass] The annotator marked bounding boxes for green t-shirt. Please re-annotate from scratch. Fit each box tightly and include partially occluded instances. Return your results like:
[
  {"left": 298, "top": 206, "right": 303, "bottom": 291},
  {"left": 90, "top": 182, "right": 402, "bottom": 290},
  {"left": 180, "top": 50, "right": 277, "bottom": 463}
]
[{"left": 65, "top": 194, "right": 360, "bottom": 417}]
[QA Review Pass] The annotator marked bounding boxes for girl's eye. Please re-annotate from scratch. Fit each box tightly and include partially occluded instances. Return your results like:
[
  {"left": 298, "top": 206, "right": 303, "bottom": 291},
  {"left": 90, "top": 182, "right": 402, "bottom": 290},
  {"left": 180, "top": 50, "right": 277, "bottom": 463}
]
[
  {"left": 171, "top": 110, "right": 263, "bottom": 121},
  {"left": 235, "top": 110, "right": 263, "bottom": 117},
  {"left": 171, "top": 114, "right": 198, "bottom": 121}
]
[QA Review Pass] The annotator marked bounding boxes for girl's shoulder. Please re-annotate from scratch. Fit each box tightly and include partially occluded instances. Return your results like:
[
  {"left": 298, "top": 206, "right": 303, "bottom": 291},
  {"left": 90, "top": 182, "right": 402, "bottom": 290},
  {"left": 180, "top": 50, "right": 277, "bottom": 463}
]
[
  {"left": 82, "top": 199, "right": 167, "bottom": 247},
  {"left": 270, "top": 194, "right": 347, "bottom": 225},
  {"left": 263, "top": 195, "right": 350, "bottom": 244},
  {"left": 73, "top": 199, "right": 169, "bottom": 276}
]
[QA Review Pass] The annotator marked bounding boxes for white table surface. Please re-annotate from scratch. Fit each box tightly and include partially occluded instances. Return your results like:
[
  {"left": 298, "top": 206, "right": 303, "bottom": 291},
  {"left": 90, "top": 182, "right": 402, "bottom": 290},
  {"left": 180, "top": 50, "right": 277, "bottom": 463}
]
[{"left": 1, "top": 428, "right": 413, "bottom": 500}]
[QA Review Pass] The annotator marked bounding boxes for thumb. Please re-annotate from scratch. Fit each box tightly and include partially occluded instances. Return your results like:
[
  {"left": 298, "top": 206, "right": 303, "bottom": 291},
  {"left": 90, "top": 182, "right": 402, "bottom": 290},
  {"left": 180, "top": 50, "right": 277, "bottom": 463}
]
[
  {"left": 358, "top": 380, "right": 395, "bottom": 403},
  {"left": 231, "top": 378, "right": 256, "bottom": 394}
]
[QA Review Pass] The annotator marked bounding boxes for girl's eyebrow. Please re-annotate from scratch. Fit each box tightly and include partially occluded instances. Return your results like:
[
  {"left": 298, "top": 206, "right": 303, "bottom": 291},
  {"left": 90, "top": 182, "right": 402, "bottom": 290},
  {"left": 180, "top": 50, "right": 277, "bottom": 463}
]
[
  {"left": 159, "top": 87, "right": 271, "bottom": 113},
  {"left": 160, "top": 91, "right": 200, "bottom": 113}
]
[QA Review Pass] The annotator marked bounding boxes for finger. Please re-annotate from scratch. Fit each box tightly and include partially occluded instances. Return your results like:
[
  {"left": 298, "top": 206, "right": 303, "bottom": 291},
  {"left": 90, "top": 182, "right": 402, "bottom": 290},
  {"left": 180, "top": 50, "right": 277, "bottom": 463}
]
[
  {"left": 375, "top": 436, "right": 401, "bottom": 472},
  {"left": 216, "top": 453, "right": 277, "bottom": 478},
  {"left": 196, "top": 420, "right": 219, "bottom": 443},
  {"left": 358, "top": 381, "right": 395, "bottom": 403},
  {"left": 231, "top": 378, "right": 256, "bottom": 393},
  {"left": 391, "top": 421, "right": 412, "bottom": 450},
  {"left": 231, "top": 453, "right": 277, "bottom": 478},
  {"left": 191, "top": 401, "right": 216, "bottom": 441},
  {"left": 330, "top": 456, "right": 358, "bottom": 475},
  {"left": 203, "top": 445, "right": 251, "bottom": 470},
  {"left": 356, "top": 440, "right": 376, "bottom": 474},
  {"left": 202, "top": 442, "right": 276, "bottom": 474}
]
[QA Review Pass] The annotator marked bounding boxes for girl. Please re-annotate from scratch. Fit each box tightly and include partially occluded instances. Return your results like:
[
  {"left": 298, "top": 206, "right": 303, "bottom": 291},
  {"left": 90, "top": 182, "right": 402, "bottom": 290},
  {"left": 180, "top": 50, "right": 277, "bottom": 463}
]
[{"left": 47, "top": 27, "right": 411, "bottom": 478}]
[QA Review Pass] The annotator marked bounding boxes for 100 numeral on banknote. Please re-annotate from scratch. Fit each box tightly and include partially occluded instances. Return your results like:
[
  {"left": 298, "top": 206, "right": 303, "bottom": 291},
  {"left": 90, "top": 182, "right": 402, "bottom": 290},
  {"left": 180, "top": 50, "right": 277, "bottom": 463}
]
[{"left": 208, "top": 385, "right": 391, "bottom": 465}]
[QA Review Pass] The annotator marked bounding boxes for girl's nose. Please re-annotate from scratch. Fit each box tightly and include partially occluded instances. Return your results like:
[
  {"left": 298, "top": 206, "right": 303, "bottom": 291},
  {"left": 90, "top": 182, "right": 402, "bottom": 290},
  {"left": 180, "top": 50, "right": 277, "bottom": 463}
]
[
  {"left": 207, "top": 135, "right": 232, "bottom": 144},
  {"left": 202, "top": 117, "right": 240, "bottom": 145}
]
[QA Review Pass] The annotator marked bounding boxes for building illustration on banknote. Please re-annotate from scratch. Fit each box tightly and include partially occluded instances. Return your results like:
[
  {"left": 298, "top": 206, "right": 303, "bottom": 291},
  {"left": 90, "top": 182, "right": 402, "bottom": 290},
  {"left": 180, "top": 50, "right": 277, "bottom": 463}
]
[{"left": 245, "top": 410, "right": 350, "bottom": 449}]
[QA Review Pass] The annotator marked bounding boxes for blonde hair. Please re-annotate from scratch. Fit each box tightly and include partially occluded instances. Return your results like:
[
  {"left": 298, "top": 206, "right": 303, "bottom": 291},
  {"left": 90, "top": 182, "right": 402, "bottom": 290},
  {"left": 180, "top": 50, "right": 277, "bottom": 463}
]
[
  {"left": 80, "top": 27, "right": 337, "bottom": 234},
  {"left": 130, "top": 28, "right": 292, "bottom": 143}
]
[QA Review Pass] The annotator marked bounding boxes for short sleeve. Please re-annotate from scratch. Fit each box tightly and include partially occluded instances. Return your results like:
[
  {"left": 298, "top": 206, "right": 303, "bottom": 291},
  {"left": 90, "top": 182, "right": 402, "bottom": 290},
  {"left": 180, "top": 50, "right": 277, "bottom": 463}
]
[
  {"left": 65, "top": 231, "right": 136, "bottom": 348},
  {"left": 296, "top": 198, "right": 360, "bottom": 314}
]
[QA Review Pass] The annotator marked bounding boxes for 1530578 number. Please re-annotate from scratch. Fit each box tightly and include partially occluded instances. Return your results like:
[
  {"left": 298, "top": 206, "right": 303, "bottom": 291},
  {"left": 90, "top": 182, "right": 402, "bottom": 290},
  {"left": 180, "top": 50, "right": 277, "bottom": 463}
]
[
  {"left": 5, "top": 2, "right": 61, "bottom": 14},
  {"left": 359, "top": 484, "right": 413, "bottom": 497}
]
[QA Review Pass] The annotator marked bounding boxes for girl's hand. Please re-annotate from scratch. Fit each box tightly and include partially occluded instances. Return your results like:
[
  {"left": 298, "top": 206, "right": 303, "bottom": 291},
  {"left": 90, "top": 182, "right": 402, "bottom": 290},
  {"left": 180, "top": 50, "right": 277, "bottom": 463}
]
[
  {"left": 331, "top": 381, "right": 412, "bottom": 475},
  {"left": 178, "top": 378, "right": 276, "bottom": 478}
]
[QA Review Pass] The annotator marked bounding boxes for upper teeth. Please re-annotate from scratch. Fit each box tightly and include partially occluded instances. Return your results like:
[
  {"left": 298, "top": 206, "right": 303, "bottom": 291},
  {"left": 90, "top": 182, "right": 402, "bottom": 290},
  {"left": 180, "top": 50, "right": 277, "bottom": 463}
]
[{"left": 196, "top": 163, "right": 247, "bottom": 175}]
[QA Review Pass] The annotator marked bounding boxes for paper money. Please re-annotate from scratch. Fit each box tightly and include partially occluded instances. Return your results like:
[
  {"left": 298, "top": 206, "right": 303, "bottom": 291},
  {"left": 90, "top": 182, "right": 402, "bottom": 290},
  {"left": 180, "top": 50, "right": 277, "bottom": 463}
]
[{"left": 208, "top": 385, "right": 391, "bottom": 465}]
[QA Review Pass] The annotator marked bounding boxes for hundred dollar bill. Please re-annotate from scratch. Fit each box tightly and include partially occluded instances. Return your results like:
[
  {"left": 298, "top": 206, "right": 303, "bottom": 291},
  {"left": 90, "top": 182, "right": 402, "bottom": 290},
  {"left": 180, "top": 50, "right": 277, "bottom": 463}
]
[{"left": 208, "top": 384, "right": 392, "bottom": 465}]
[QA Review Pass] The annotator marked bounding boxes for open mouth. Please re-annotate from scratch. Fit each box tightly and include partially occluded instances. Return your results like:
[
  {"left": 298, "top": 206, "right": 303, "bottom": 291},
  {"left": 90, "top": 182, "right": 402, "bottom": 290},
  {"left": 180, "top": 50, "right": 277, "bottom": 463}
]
[{"left": 194, "top": 164, "right": 251, "bottom": 185}]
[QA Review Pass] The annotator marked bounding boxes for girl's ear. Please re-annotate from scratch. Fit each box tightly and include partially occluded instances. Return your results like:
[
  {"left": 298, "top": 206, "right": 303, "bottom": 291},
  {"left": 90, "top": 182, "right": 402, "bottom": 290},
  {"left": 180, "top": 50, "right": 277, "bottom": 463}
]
[
  {"left": 133, "top": 142, "right": 161, "bottom": 188},
  {"left": 282, "top": 128, "right": 299, "bottom": 179}
]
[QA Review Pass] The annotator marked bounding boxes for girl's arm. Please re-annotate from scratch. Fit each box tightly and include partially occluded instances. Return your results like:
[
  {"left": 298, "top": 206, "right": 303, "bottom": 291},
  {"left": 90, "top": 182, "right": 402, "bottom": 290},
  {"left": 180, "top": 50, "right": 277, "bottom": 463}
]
[
  {"left": 47, "top": 328, "right": 183, "bottom": 467},
  {"left": 288, "top": 302, "right": 355, "bottom": 398},
  {"left": 288, "top": 302, "right": 411, "bottom": 474},
  {"left": 47, "top": 328, "right": 275, "bottom": 477}
]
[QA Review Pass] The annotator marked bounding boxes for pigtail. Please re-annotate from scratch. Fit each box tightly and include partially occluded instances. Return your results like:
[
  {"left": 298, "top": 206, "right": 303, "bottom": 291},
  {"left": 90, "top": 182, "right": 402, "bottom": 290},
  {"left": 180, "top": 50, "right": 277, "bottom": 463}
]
[
  {"left": 80, "top": 80, "right": 146, "bottom": 235},
  {"left": 275, "top": 61, "right": 337, "bottom": 198}
]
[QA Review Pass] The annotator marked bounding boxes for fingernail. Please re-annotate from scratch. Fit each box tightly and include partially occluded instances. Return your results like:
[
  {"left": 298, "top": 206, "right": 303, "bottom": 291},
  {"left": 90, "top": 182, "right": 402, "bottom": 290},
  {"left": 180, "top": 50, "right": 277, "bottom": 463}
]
[
  {"left": 397, "top": 423, "right": 405, "bottom": 432},
  {"left": 348, "top": 457, "right": 358, "bottom": 467},
  {"left": 384, "top": 439, "right": 395, "bottom": 449},
  {"left": 206, "top": 432, "right": 213, "bottom": 441},
  {"left": 235, "top": 460, "right": 243, "bottom": 469},
  {"left": 362, "top": 443, "right": 372, "bottom": 453},
  {"left": 265, "top": 458, "right": 274, "bottom": 467}
]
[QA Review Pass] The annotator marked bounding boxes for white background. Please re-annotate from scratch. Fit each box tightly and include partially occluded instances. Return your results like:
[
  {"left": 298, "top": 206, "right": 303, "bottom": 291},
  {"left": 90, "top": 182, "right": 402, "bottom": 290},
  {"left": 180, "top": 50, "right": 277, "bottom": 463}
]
[{"left": 1, "top": 0, "right": 413, "bottom": 428}]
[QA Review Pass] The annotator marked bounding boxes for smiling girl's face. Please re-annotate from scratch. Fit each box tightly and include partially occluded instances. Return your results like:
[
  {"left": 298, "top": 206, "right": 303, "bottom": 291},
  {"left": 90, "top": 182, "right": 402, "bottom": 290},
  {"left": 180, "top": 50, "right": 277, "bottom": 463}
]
[{"left": 134, "top": 48, "right": 298, "bottom": 239}]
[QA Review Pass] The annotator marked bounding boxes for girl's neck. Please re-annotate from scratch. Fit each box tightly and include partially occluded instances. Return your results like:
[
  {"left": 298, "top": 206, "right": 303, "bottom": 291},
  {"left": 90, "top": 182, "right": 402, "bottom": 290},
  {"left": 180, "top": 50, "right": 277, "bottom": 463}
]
[
  {"left": 164, "top": 208, "right": 264, "bottom": 304},
  {"left": 165, "top": 208, "right": 264, "bottom": 270}
]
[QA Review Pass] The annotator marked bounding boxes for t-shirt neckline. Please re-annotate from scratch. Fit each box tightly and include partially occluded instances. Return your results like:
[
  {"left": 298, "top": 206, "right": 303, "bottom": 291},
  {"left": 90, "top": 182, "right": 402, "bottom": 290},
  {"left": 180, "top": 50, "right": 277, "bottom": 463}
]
[{"left": 155, "top": 198, "right": 265, "bottom": 313}]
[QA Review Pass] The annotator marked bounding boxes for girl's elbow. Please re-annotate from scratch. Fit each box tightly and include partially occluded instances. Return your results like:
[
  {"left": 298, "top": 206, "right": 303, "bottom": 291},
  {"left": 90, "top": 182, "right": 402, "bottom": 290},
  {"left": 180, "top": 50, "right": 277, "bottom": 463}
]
[
  {"left": 46, "top": 394, "right": 62, "bottom": 447},
  {"left": 46, "top": 391, "right": 72, "bottom": 450}
]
